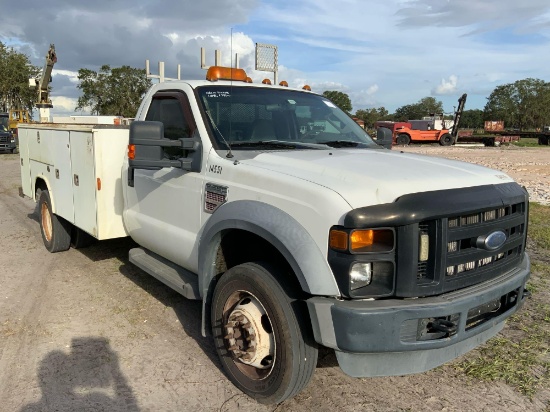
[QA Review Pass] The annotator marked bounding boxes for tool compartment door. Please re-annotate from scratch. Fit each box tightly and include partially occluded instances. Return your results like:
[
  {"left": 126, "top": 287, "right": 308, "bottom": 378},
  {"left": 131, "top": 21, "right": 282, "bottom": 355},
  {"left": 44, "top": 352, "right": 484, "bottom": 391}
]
[{"left": 69, "top": 131, "right": 97, "bottom": 237}]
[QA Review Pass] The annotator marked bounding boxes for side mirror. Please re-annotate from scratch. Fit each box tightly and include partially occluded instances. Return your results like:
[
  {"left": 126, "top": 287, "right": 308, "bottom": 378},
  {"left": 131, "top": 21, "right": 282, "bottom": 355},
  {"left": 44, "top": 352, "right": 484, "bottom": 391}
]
[
  {"left": 128, "top": 121, "right": 202, "bottom": 186},
  {"left": 376, "top": 127, "right": 393, "bottom": 149}
]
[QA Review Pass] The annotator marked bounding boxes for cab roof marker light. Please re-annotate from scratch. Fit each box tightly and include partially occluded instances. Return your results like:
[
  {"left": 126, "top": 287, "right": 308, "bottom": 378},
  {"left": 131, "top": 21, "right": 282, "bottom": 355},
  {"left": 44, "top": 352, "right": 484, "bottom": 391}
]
[
  {"left": 279, "top": 80, "right": 288, "bottom": 87},
  {"left": 302, "top": 85, "right": 311, "bottom": 91},
  {"left": 262, "top": 79, "right": 272, "bottom": 85},
  {"left": 206, "top": 66, "right": 248, "bottom": 82}
]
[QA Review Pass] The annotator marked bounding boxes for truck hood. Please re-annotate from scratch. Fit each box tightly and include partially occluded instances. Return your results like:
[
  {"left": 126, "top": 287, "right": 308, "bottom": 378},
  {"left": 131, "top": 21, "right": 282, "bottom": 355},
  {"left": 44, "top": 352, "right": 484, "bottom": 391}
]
[{"left": 241, "top": 149, "right": 514, "bottom": 208}]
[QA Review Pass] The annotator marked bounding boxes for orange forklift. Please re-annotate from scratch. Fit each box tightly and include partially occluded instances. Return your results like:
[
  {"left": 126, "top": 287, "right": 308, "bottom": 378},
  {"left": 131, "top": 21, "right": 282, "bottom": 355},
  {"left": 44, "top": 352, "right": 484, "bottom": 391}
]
[{"left": 393, "top": 93, "right": 467, "bottom": 146}]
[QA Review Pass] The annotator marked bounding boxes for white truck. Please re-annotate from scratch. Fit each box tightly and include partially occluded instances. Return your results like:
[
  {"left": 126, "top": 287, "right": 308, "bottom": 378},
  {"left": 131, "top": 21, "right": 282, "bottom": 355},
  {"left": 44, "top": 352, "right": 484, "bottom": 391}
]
[{"left": 18, "top": 66, "right": 531, "bottom": 404}]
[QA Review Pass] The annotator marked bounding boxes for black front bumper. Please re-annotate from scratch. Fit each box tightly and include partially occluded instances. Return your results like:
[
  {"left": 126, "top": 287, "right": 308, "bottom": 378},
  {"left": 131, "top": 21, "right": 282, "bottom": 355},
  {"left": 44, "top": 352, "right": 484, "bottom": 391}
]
[{"left": 307, "top": 253, "right": 530, "bottom": 376}]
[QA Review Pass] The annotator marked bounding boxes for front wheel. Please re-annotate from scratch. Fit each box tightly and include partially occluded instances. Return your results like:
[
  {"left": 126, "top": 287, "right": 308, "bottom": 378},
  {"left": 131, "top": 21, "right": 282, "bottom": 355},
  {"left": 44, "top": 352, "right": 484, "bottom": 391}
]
[
  {"left": 396, "top": 133, "right": 410, "bottom": 145},
  {"left": 211, "top": 262, "right": 318, "bottom": 404},
  {"left": 439, "top": 133, "right": 453, "bottom": 146}
]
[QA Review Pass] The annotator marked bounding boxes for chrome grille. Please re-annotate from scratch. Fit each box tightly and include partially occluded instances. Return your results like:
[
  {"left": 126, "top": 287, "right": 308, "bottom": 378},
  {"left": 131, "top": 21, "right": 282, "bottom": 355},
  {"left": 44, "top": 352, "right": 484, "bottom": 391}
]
[{"left": 414, "top": 200, "right": 526, "bottom": 294}]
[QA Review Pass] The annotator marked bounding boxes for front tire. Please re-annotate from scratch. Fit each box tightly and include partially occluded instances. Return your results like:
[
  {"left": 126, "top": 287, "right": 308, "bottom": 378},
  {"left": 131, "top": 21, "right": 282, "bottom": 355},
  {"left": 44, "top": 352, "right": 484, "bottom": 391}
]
[
  {"left": 39, "top": 190, "right": 71, "bottom": 253},
  {"left": 396, "top": 133, "right": 410, "bottom": 145},
  {"left": 439, "top": 133, "right": 453, "bottom": 146},
  {"left": 211, "top": 262, "right": 318, "bottom": 404}
]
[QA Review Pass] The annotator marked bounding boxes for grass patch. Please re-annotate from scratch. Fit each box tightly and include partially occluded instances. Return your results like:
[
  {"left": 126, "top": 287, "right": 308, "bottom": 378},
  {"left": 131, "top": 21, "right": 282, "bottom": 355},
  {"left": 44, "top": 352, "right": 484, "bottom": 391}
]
[
  {"left": 512, "top": 138, "right": 544, "bottom": 147},
  {"left": 454, "top": 203, "right": 550, "bottom": 397},
  {"left": 529, "top": 203, "right": 550, "bottom": 250}
]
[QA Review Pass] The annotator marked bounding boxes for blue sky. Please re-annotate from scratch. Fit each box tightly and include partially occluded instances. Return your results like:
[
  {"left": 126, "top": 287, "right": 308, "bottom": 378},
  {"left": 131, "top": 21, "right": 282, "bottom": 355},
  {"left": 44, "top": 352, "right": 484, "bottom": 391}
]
[{"left": 1, "top": 0, "right": 550, "bottom": 117}]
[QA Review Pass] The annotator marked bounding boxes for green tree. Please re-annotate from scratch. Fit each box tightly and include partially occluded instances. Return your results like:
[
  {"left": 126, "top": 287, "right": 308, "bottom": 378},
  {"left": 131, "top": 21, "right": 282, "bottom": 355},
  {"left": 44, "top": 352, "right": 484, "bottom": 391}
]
[
  {"left": 484, "top": 78, "right": 550, "bottom": 130},
  {"left": 76, "top": 65, "right": 152, "bottom": 117},
  {"left": 355, "top": 107, "right": 389, "bottom": 128},
  {"left": 394, "top": 97, "right": 444, "bottom": 121},
  {"left": 322, "top": 90, "right": 352, "bottom": 113},
  {"left": 0, "top": 42, "right": 40, "bottom": 113},
  {"left": 460, "top": 109, "right": 484, "bottom": 129}
]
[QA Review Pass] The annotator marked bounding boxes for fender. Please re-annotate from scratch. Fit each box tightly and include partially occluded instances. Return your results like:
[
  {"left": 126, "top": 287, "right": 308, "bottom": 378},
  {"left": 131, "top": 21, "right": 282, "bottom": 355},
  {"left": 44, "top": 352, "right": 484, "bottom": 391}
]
[
  {"left": 33, "top": 174, "right": 55, "bottom": 211},
  {"left": 198, "top": 200, "right": 340, "bottom": 335}
]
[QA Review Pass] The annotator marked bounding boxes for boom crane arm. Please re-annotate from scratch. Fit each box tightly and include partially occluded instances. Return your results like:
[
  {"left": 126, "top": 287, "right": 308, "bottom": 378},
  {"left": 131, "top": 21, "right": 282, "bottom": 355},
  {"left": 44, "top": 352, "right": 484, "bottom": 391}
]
[
  {"left": 450, "top": 93, "right": 467, "bottom": 141},
  {"left": 32, "top": 44, "right": 57, "bottom": 108}
]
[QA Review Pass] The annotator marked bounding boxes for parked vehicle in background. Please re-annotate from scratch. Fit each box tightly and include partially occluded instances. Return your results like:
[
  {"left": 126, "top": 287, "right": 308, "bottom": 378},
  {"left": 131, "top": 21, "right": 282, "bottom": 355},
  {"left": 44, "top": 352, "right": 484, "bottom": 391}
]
[
  {"left": 375, "top": 94, "right": 467, "bottom": 146},
  {"left": 0, "top": 113, "right": 18, "bottom": 153},
  {"left": 394, "top": 94, "right": 467, "bottom": 146}
]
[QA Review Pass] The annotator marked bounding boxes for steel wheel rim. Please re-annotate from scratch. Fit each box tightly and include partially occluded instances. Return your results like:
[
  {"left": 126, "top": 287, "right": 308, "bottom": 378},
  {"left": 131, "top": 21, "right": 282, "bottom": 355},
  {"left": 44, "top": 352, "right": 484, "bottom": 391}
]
[
  {"left": 41, "top": 202, "right": 53, "bottom": 242},
  {"left": 222, "top": 290, "right": 276, "bottom": 380}
]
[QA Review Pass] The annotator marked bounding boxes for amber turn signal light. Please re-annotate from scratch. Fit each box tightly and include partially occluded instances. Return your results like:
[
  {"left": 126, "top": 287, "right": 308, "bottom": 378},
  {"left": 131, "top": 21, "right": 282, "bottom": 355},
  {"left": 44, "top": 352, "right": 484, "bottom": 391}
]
[
  {"left": 329, "top": 230, "right": 348, "bottom": 251},
  {"left": 128, "top": 144, "right": 135, "bottom": 160}
]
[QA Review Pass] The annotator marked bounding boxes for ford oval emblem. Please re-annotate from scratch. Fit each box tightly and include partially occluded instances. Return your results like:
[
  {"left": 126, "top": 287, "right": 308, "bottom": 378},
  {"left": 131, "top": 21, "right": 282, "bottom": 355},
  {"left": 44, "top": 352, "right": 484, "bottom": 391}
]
[{"left": 476, "top": 230, "right": 507, "bottom": 251}]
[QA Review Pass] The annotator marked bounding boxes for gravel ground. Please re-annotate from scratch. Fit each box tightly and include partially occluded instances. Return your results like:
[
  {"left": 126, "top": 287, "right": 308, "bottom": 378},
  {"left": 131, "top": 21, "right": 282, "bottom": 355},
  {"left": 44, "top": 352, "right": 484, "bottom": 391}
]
[
  {"left": 398, "top": 144, "right": 550, "bottom": 205},
  {"left": 1, "top": 149, "right": 549, "bottom": 411}
]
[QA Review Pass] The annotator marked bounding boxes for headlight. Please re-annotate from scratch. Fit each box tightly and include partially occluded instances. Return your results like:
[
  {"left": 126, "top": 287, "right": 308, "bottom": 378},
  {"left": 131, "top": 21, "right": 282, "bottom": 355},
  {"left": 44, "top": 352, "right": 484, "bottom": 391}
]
[
  {"left": 349, "top": 261, "right": 394, "bottom": 295},
  {"left": 328, "top": 227, "right": 395, "bottom": 298},
  {"left": 350, "top": 263, "right": 372, "bottom": 290}
]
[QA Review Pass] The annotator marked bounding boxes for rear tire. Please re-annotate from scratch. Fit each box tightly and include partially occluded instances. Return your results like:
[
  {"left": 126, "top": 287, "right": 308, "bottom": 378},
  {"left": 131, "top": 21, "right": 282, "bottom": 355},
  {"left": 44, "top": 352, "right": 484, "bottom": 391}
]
[
  {"left": 396, "top": 133, "right": 410, "bottom": 146},
  {"left": 439, "top": 133, "right": 453, "bottom": 146},
  {"left": 211, "top": 262, "right": 318, "bottom": 404},
  {"left": 39, "top": 190, "right": 71, "bottom": 253},
  {"left": 71, "top": 226, "right": 96, "bottom": 249}
]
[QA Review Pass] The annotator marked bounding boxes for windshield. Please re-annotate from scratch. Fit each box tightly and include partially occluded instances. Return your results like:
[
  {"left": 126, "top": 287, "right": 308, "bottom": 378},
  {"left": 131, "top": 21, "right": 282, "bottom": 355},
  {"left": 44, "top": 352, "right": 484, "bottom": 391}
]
[
  {"left": 197, "top": 86, "right": 378, "bottom": 150},
  {"left": 0, "top": 116, "right": 8, "bottom": 132}
]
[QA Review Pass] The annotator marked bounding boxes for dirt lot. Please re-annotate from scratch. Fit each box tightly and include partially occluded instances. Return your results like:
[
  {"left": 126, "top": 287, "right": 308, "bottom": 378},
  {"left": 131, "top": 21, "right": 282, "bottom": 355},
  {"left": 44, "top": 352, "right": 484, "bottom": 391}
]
[
  {"left": 398, "top": 145, "right": 550, "bottom": 205},
  {"left": 0, "top": 147, "right": 549, "bottom": 411}
]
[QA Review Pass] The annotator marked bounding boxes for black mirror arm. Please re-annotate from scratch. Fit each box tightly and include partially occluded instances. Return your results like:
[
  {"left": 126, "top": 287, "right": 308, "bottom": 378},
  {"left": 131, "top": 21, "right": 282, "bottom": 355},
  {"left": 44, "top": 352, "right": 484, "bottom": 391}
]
[{"left": 131, "top": 137, "right": 200, "bottom": 151}]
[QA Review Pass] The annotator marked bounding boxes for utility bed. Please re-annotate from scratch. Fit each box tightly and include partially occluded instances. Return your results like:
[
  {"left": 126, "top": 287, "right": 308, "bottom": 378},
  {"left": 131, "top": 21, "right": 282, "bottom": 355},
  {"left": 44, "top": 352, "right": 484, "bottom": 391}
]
[{"left": 19, "top": 123, "right": 130, "bottom": 240}]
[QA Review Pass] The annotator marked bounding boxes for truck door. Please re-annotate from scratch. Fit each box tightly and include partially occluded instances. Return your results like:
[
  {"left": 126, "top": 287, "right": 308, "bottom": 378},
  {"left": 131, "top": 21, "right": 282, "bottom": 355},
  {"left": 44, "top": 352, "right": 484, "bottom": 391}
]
[{"left": 124, "top": 91, "right": 203, "bottom": 273}]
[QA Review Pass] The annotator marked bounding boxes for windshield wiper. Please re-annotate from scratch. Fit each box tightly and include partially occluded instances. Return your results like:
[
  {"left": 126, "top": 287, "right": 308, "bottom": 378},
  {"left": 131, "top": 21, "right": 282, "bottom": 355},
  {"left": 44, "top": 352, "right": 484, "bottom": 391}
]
[
  {"left": 230, "top": 140, "right": 322, "bottom": 150},
  {"left": 319, "top": 140, "right": 362, "bottom": 148}
]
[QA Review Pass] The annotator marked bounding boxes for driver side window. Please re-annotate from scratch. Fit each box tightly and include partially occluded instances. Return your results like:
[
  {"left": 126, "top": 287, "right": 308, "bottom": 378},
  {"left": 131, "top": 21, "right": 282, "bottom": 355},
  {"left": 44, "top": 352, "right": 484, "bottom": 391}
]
[{"left": 145, "top": 92, "right": 196, "bottom": 159}]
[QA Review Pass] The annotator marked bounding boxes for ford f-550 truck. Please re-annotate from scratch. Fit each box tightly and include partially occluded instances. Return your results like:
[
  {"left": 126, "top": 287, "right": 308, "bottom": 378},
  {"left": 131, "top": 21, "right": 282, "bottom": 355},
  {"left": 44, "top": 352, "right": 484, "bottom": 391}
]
[{"left": 18, "top": 66, "right": 530, "bottom": 404}]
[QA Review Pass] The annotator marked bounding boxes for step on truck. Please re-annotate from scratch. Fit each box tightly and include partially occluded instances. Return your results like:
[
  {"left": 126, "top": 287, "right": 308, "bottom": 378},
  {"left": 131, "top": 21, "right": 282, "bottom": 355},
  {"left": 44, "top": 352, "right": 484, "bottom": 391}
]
[{"left": 18, "top": 66, "right": 531, "bottom": 404}]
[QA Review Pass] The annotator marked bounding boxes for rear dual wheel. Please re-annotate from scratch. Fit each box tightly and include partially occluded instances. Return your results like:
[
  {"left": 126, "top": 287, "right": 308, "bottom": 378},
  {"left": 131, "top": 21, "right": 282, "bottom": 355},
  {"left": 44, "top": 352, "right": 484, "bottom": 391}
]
[
  {"left": 71, "top": 226, "right": 96, "bottom": 249},
  {"left": 39, "top": 190, "right": 71, "bottom": 253},
  {"left": 211, "top": 262, "right": 318, "bottom": 404}
]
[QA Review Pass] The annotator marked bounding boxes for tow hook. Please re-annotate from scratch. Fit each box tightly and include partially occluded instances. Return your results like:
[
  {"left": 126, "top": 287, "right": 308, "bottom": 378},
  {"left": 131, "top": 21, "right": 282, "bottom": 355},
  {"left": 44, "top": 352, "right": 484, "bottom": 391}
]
[
  {"left": 429, "top": 318, "right": 458, "bottom": 335},
  {"left": 522, "top": 288, "right": 532, "bottom": 300}
]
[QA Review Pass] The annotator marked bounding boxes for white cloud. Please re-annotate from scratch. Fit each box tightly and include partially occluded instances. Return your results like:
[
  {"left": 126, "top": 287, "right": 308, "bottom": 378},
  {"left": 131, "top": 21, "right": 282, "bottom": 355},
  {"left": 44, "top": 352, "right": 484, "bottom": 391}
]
[
  {"left": 367, "top": 85, "right": 379, "bottom": 95},
  {"left": 50, "top": 96, "right": 78, "bottom": 115},
  {"left": 53, "top": 70, "right": 79, "bottom": 82},
  {"left": 433, "top": 75, "right": 458, "bottom": 95}
]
